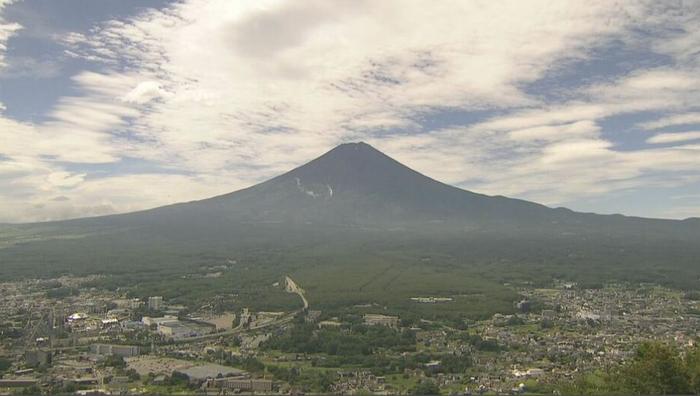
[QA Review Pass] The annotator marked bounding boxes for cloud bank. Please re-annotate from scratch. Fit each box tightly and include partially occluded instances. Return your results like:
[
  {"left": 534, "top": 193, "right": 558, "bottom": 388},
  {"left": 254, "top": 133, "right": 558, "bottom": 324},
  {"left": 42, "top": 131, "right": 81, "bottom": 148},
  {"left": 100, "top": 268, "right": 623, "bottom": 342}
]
[{"left": 1, "top": 0, "right": 700, "bottom": 222}]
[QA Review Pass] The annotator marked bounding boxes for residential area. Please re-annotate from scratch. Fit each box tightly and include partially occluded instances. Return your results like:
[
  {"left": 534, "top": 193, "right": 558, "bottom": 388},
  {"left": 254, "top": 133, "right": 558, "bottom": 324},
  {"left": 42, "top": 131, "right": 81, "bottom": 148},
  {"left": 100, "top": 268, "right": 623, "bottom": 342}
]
[{"left": 0, "top": 275, "right": 698, "bottom": 395}]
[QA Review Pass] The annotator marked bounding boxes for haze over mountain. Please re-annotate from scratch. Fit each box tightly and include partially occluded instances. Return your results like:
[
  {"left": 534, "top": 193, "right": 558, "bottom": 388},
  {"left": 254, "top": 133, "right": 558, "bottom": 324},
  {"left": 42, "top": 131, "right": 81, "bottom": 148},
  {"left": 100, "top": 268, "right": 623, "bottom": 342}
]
[{"left": 0, "top": 142, "right": 698, "bottom": 290}]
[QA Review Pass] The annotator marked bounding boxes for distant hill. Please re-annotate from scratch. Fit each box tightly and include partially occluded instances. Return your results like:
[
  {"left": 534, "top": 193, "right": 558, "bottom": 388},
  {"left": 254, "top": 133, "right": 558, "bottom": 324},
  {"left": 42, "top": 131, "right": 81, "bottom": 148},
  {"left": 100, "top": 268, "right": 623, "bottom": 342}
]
[{"left": 0, "top": 142, "right": 698, "bottom": 316}]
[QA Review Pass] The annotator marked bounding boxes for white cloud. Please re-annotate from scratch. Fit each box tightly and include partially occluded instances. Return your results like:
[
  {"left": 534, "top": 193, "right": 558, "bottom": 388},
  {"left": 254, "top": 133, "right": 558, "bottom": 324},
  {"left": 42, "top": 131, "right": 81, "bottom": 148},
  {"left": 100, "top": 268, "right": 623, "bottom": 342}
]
[
  {"left": 121, "top": 81, "right": 169, "bottom": 104},
  {"left": 1, "top": 1, "right": 700, "bottom": 221},
  {"left": 474, "top": 104, "right": 609, "bottom": 133},
  {"left": 509, "top": 120, "right": 600, "bottom": 142},
  {"left": 660, "top": 205, "right": 700, "bottom": 220},
  {"left": 60, "top": 1, "right": 646, "bottom": 177},
  {"left": 640, "top": 112, "right": 700, "bottom": 130},
  {"left": 0, "top": 71, "right": 142, "bottom": 163},
  {"left": 647, "top": 131, "right": 700, "bottom": 144},
  {"left": 0, "top": 172, "right": 243, "bottom": 223},
  {"left": 45, "top": 171, "right": 85, "bottom": 188},
  {"left": 0, "top": 0, "right": 20, "bottom": 69}
]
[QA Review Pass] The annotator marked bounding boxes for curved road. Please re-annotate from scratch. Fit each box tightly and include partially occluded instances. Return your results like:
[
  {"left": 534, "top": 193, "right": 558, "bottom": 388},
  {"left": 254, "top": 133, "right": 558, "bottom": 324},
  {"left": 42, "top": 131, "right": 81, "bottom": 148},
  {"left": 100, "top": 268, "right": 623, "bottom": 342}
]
[{"left": 285, "top": 275, "right": 308, "bottom": 309}]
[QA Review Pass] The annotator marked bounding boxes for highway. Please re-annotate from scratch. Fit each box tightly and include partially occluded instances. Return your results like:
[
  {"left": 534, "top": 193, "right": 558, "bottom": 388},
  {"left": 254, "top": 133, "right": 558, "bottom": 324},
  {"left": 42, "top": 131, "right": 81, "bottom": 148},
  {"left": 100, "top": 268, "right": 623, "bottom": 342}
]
[{"left": 285, "top": 275, "right": 308, "bottom": 309}]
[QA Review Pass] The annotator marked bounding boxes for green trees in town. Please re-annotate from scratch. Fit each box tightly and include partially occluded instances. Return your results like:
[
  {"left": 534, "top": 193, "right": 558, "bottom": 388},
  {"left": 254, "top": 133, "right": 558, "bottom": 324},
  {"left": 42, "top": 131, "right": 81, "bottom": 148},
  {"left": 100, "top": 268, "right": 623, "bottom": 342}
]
[
  {"left": 558, "top": 341, "right": 700, "bottom": 395},
  {"left": 411, "top": 379, "right": 440, "bottom": 395}
]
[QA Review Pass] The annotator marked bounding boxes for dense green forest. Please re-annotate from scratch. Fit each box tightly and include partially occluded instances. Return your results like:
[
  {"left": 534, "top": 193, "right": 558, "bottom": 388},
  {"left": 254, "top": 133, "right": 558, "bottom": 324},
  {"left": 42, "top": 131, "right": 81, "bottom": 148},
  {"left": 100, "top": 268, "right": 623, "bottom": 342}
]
[{"left": 1, "top": 222, "right": 698, "bottom": 319}]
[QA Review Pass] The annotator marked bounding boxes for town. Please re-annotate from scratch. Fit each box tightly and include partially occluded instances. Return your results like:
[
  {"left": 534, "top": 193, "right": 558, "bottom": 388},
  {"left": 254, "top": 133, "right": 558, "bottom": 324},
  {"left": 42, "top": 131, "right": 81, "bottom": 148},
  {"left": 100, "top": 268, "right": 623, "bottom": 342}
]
[{"left": 0, "top": 274, "right": 697, "bottom": 395}]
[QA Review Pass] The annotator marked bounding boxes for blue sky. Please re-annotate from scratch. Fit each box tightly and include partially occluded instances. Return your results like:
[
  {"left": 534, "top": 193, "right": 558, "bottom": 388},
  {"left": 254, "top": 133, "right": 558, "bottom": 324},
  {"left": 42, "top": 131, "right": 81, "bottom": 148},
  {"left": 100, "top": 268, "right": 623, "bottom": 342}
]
[{"left": 1, "top": 0, "right": 699, "bottom": 222}]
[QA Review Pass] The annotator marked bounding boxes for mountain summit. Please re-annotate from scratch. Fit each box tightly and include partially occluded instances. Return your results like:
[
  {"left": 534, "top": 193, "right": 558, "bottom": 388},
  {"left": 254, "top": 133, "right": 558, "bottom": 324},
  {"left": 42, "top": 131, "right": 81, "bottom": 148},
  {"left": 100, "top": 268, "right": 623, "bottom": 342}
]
[{"left": 171, "top": 141, "right": 556, "bottom": 228}]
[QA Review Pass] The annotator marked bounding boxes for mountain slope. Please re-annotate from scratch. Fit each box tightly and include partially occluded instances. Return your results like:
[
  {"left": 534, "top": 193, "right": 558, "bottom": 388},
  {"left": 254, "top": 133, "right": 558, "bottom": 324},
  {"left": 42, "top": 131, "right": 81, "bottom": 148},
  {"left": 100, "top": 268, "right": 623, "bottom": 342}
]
[{"left": 162, "top": 141, "right": 558, "bottom": 228}]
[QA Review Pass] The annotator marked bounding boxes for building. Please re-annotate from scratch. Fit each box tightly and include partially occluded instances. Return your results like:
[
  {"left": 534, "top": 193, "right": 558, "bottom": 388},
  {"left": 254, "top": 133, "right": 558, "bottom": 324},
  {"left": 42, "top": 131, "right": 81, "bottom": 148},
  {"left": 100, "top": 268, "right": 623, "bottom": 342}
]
[
  {"left": 318, "top": 320, "right": 342, "bottom": 329},
  {"left": 101, "top": 318, "right": 119, "bottom": 328},
  {"left": 67, "top": 312, "right": 88, "bottom": 323},
  {"left": 239, "top": 308, "right": 251, "bottom": 326},
  {"left": 142, "top": 315, "right": 178, "bottom": 327},
  {"left": 207, "top": 377, "right": 273, "bottom": 393},
  {"left": 65, "top": 378, "right": 99, "bottom": 386},
  {"left": 121, "top": 320, "right": 144, "bottom": 330},
  {"left": 142, "top": 315, "right": 214, "bottom": 340},
  {"left": 90, "top": 344, "right": 140, "bottom": 358},
  {"left": 363, "top": 314, "right": 399, "bottom": 328},
  {"left": 83, "top": 301, "right": 103, "bottom": 314},
  {"left": 155, "top": 319, "right": 214, "bottom": 340},
  {"left": 129, "top": 298, "right": 144, "bottom": 309},
  {"left": 0, "top": 379, "right": 39, "bottom": 388},
  {"left": 157, "top": 321, "right": 192, "bottom": 339},
  {"left": 512, "top": 368, "right": 545, "bottom": 378},
  {"left": 148, "top": 296, "right": 164, "bottom": 311},
  {"left": 251, "top": 379, "right": 274, "bottom": 392}
]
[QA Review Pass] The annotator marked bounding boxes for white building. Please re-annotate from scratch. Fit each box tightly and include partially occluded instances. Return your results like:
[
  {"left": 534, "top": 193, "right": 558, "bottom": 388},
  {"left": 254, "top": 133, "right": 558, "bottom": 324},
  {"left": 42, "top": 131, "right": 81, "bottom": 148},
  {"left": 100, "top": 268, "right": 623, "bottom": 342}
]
[
  {"left": 142, "top": 315, "right": 178, "bottom": 327},
  {"left": 148, "top": 296, "right": 164, "bottom": 310},
  {"left": 157, "top": 322, "right": 192, "bottom": 339},
  {"left": 363, "top": 314, "right": 399, "bottom": 328},
  {"left": 90, "top": 344, "right": 140, "bottom": 357}
]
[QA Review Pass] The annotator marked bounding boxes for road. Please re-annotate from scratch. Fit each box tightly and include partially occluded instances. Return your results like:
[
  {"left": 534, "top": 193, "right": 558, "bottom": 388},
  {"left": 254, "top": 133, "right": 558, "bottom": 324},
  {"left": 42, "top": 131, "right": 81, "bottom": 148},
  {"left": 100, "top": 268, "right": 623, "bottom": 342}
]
[{"left": 285, "top": 275, "right": 308, "bottom": 309}]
